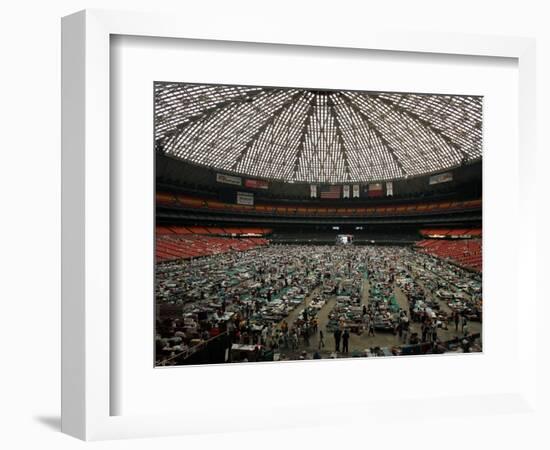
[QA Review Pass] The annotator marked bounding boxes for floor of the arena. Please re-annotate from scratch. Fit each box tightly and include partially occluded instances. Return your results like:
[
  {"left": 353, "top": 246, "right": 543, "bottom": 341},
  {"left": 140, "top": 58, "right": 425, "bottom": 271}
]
[
  {"left": 155, "top": 244, "right": 482, "bottom": 365},
  {"left": 280, "top": 278, "right": 482, "bottom": 358}
]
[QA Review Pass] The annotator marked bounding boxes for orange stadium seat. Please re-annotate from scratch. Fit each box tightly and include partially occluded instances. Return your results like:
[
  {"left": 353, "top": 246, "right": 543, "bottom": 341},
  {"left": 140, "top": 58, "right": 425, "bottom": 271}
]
[{"left": 156, "top": 191, "right": 482, "bottom": 218}]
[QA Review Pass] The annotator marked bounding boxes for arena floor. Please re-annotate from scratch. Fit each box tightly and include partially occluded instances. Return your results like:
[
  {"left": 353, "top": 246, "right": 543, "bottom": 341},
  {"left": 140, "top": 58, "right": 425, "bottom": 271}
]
[
  {"left": 155, "top": 244, "right": 482, "bottom": 364},
  {"left": 282, "top": 278, "right": 482, "bottom": 359}
]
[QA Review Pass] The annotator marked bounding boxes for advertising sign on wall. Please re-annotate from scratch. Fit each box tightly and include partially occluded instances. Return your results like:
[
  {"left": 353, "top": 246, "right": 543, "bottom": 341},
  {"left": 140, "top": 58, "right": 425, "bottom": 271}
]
[
  {"left": 429, "top": 171, "right": 453, "bottom": 185},
  {"left": 244, "top": 178, "right": 269, "bottom": 189},
  {"left": 216, "top": 173, "right": 242, "bottom": 186},
  {"left": 236, "top": 191, "right": 254, "bottom": 206}
]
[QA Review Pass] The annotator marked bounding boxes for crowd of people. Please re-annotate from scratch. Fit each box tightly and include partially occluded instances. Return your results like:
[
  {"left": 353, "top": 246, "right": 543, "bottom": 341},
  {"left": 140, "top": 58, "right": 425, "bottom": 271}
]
[{"left": 155, "top": 243, "right": 483, "bottom": 365}]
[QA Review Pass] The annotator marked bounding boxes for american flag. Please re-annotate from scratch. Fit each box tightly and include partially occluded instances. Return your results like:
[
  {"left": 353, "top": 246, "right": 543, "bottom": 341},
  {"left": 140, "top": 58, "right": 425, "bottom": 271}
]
[{"left": 320, "top": 185, "right": 341, "bottom": 199}]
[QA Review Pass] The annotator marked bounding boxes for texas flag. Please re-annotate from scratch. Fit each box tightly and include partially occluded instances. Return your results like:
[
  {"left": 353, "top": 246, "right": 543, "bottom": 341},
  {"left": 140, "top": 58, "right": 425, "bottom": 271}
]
[{"left": 368, "top": 183, "right": 384, "bottom": 197}]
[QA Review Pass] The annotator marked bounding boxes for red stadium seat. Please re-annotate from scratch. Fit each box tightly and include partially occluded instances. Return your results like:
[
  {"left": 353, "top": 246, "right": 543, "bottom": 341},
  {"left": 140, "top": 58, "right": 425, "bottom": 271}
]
[{"left": 416, "top": 238, "right": 482, "bottom": 272}]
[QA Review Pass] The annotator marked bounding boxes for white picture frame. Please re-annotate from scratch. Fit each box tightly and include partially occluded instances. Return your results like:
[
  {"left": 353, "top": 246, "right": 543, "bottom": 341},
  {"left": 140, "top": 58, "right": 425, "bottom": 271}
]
[{"left": 61, "top": 9, "right": 538, "bottom": 441}]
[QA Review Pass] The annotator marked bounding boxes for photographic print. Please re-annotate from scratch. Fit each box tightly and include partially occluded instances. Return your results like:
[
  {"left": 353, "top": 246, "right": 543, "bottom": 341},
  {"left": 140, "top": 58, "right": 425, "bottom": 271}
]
[{"left": 154, "top": 82, "right": 482, "bottom": 366}]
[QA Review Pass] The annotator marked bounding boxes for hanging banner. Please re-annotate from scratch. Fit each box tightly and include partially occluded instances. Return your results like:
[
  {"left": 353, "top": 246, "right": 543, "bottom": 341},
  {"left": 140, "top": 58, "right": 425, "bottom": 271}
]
[
  {"left": 310, "top": 185, "right": 317, "bottom": 198},
  {"left": 236, "top": 191, "right": 254, "bottom": 206},
  {"left": 352, "top": 184, "right": 360, "bottom": 198},
  {"left": 216, "top": 173, "right": 242, "bottom": 186},
  {"left": 244, "top": 178, "right": 269, "bottom": 190},
  {"left": 429, "top": 172, "right": 453, "bottom": 185},
  {"left": 343, "top": 185, "right": 350, "bottom": 198},
  {"left": 386, "top": 181, "right": 393, "bottom": 196}
]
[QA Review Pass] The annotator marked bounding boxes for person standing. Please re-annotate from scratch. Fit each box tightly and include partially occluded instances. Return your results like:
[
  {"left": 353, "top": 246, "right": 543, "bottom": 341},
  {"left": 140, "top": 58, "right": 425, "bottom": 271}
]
[
  {"left": 342, "top": 329, "right": 350, "bottom": 354},
  {"left": 421, "top": 323, "right": 428, "bottom": 342},
  {"left": 368, "top": 319, "right": 375, "bottom": 337},
  {"left": 291, "top": 330, "right": 298, "bottom": 350},
  {"left": 303, "top": 325, "right": 310, "bottom": 347},
  {"left": 318, "top": 329, "right": 325, "bottom": 350},
  {"left": 402, "top": 324, "right": 409, "bottom": 344},
  {"left": 431, "top": 324, "right": 438, "bottom": 343},
  {"left": 312, "top": 318, "right": 318, "bottom": 334},
  {"left": 461, "top": 315, "right": 468, "bottom": 333},
  {"left": 333, "top": 328, "right": 342, "bottom": 352}
]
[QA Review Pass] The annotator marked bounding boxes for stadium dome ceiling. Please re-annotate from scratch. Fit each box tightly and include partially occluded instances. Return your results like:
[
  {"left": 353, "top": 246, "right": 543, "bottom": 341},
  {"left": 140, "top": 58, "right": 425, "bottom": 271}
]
[{"left": 155, "top": 83, "right": 482, "bottom": 183}]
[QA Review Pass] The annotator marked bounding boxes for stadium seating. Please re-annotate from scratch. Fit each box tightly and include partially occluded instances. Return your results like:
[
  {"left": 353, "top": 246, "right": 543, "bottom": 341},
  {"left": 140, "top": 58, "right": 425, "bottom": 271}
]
[
  {"left": 156, "top": 226, "right": 272, "bottom": 236},
  {"left": 416, "top": 239, "right": 482, "bottom": 272},
  {"left": 156, "top": 235, "right": 269, "bottom": 262},
  {"left": 156, "top": 191, "right": 481, "bottom": 218},
  {"left": 155, "top": 226, "right": 271, "bottom": 261},
  {"left": 419, "top": 228, "right": 482, "bottom": 237}
]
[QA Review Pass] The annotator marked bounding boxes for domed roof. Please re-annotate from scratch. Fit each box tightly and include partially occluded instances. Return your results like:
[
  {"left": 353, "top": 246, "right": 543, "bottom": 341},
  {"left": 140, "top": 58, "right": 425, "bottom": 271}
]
[{"left": 155, "top": 82, "right": 482, "bottom": 183}]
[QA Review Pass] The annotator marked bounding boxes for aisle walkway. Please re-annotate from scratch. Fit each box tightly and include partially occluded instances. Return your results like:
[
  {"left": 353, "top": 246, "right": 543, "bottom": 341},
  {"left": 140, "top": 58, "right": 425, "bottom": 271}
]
[
  {"left": 307, "top": 296, "right": 336, "bottom": 352},
  {"left": 310, "top": 277, "right": 403, "bottom": 354}
]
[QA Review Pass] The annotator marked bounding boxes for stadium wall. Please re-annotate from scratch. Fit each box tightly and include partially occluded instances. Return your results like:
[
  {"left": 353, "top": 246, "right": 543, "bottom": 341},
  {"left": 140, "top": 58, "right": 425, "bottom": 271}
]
[{"left": 156, "top": 153, "right": 482, "bottom": 201}]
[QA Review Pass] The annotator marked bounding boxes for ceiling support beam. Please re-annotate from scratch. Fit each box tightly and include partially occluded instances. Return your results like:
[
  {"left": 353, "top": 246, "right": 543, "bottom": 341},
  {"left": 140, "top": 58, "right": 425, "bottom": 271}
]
[
  {"left": 292, "top": 94, "right": 317, "bottom": 180},
  {"left": 159, "top": 88, "right": 269, "bottom": 146},
  {"left": 338, "top": 93, "right": 406, "bottom": 177},
  {"left": 372, "top": 95, "right": 469, "bottom": 161},
  {"left": 327, "top": 95, "right": 351, "bottom": 182},
  {"left": 230, "top": 90, "right": 307, "bottom": 171}
]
